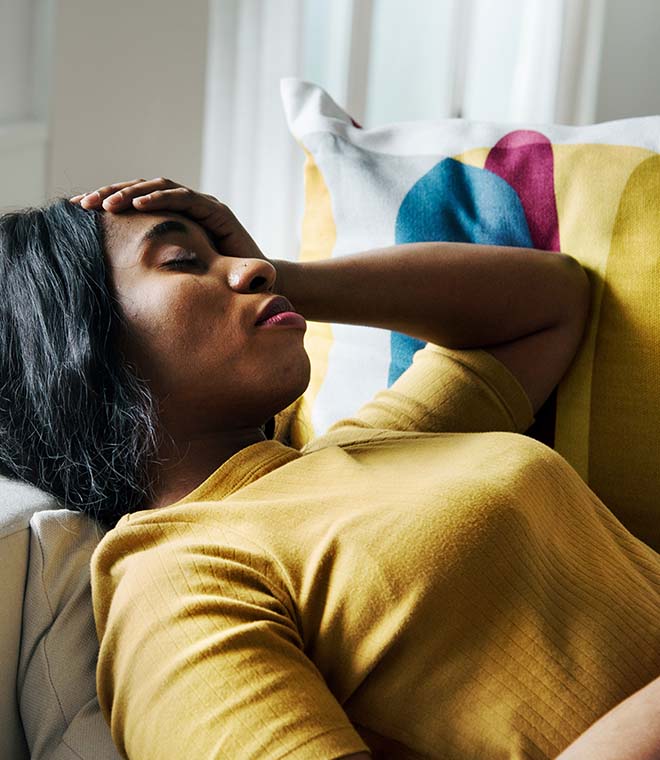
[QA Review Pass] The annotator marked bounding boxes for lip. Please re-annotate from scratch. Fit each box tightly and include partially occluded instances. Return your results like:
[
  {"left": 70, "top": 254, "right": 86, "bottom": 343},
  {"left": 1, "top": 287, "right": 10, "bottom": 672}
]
[
  {"left": 254, "top": 295, "right": 298, "bottom": 325},
  {"left": 256, "top": 311, "right": 307, "bottom": 329}
]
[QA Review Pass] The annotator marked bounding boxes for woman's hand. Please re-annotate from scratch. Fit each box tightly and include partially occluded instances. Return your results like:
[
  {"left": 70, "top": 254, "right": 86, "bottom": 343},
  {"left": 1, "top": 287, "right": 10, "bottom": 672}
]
[{"left": 70, "top": 177, "right": 269, "bottom": 263}]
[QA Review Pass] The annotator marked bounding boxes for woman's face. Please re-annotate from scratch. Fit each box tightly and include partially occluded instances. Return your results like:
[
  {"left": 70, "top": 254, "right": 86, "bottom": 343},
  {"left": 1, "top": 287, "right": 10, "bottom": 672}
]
[{"left": 102, "top": 210, "right": 310, "bottom": 437}]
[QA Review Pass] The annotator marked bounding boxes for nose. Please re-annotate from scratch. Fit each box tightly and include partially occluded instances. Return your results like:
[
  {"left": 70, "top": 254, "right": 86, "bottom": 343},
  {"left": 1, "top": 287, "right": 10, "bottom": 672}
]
[{"left": 227, "top": 257, "right": 276, "bottom": 293}]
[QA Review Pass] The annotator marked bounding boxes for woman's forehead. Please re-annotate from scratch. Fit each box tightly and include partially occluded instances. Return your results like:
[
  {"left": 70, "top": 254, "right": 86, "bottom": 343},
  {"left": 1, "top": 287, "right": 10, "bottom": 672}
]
[{"left": 102, "top": 210, "right": 202, "bottom": 267}]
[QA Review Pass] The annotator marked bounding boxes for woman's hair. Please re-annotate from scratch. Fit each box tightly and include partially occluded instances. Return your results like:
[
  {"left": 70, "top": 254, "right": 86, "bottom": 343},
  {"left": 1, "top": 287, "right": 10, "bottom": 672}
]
[{"left": 0, "top": 199, "right": 160, "bottom": 528}]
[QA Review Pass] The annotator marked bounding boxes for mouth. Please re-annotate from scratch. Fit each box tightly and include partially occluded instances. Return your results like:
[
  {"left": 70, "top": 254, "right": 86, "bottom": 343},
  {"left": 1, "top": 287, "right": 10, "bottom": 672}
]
[{"left": 254, "top": 295, "right": 298, "bottom": 325}]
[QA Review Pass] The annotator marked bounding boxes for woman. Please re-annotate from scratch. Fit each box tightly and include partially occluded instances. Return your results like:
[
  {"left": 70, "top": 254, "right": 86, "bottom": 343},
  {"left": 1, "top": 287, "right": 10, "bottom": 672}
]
[{"left": 1, "top": 178, "right": 658, "bottom": 759}]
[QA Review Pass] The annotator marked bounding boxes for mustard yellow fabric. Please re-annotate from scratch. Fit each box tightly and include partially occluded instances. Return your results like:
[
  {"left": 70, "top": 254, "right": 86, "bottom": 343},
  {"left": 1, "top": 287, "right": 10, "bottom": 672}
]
[{"left": 91, "top": 345, "right": 660, "bottom": 760}]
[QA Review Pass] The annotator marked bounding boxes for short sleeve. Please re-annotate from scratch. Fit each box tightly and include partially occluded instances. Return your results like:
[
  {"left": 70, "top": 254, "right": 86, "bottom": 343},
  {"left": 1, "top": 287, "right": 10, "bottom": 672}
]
[
  {"left": 91, "top": 520, "right": 370, "bottom": 760},
  {"left": 326, "top": 343, "right": 535, "bottom": 437}
]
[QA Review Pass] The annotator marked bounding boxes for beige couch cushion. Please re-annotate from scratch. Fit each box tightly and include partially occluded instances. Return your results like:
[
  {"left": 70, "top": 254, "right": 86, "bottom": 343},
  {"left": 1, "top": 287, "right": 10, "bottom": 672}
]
[
  {"left": 0, "top": 476, "right": 58, "bottom": 760},
  {"left": 1, "top": 527, "right": 31, "bottom": 760},
  {"left": 0, "top": 472, "right": 120, "bottom": 759},
  {"left": 18, "top": 509, "right": 121, "bottom": 759}
]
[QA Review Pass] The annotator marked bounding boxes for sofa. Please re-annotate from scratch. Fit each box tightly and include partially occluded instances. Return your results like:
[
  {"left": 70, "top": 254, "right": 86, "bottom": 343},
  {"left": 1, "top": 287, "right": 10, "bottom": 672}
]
[{"left": 2, "top": 78, "right": 660, "bottom": 758}]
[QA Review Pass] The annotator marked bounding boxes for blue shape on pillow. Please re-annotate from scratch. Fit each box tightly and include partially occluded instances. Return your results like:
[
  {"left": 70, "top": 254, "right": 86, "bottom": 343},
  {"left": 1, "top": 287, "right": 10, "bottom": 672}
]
[{"left": 388, "top": 157, "right": 533, "bottom": 386}]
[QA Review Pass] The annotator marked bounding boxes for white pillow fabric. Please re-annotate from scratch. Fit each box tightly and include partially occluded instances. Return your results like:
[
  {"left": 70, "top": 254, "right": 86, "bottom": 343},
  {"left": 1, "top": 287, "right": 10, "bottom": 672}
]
[{"left": 17, "top": 509, "right": 120, "bottom": 760}]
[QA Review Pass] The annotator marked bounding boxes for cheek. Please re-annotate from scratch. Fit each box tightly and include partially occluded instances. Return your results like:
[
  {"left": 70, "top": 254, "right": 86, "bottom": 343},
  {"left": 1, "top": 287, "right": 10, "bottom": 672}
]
[{"left": 120, "top": 282, "right": 245, "bottom": 385}]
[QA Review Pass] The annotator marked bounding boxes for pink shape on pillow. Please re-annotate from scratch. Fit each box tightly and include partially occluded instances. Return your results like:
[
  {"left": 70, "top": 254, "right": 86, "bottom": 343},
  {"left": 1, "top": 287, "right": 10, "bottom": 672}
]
[{"left": 485, "top": 131, "right": 560, "bottom": 252}]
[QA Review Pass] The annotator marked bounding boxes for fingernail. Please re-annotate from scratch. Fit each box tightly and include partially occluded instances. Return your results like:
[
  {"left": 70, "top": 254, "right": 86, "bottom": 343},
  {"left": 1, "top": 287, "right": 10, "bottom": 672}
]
[
  {"left": 80, "top": 192, "right": 98, "bottom": 207},
  {"left": 102, "top": 193, "right": 122, "bottom": 209}
]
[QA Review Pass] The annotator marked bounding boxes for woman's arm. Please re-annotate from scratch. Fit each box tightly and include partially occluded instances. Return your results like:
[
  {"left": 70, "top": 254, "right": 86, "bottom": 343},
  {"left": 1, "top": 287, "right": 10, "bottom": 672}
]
[
  {"left": 274, "top": 243, "right": 590, "bottom": 413},
  {"left": 555, "top": 675, "right": 660, "bottom": 760},
  {"left": 74, "top": 179, "right": 590, "bottom": 413},
  {"left": 273, "top": 242, "right": 589, "bottom": 350},
  {"left": 73, "top": 179, "right": 588, "bottom": 352}
]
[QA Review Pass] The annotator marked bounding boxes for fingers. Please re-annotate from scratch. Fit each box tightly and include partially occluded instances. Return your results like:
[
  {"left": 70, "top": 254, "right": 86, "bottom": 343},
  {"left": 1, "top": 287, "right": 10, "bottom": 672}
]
[
  {"left": 103, "top": 177, "right": 182, "bottom": 211},
  {"left": 135, "top": 188, "right": 241, "bottom": 242},
  {"left": 69, "top": 178, "right": 221, "bottom": 219},
  {"left": 68, "top": 177, "right": 242, "bottom": 248},
  {"left": 130, "top": 186, "right": 219, "bottom": 219},
  {"left": 73, "top": 176, "right": 233, "bottom": 227},
  {"left": 70, "top": 178, "right": 148, "bottom": 207},
  {"left": 72, "top": 177, "right": 178, "bottom": 211}
]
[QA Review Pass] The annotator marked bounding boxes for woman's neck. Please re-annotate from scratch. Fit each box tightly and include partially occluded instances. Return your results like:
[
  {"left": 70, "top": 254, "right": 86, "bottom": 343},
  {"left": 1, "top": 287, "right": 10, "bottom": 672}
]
[{"left": 147, "top": 427, "right": 267, "bottom": 509}]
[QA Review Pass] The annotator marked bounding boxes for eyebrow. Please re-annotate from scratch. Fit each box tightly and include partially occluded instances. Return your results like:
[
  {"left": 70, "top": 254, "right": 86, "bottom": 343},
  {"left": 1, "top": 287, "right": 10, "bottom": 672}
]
[{"left": 138, "top": 218, "right": 217, "bottom": 251}]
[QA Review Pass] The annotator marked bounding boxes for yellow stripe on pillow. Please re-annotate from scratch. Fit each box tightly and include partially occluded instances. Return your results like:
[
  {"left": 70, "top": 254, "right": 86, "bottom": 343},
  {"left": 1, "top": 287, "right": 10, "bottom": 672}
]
[{"left": 298, "top": 148, "right": 337, "bottom": 441}]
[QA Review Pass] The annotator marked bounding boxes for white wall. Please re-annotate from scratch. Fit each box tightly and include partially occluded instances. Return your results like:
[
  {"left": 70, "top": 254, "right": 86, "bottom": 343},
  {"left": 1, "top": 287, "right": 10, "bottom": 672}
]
[
  {"left": 595, "top": 0, "right": 660, "bottom": 121},
  {"left": 0, "top": 0, "right": 49, "bottom": 210},
  {"left": 47, "top": 0, "right": 209, "bottom": 199},
  {"left": 0, "top": 123, "right": 48, "bottom": 210},
  {"left": 0, "top": 0, "right": 37, "bottom": 123}
]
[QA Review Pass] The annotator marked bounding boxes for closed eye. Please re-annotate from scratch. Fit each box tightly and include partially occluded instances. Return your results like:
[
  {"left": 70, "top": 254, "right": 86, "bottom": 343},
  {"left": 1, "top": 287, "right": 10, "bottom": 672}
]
[
  {"left": 161, "top": 252, "right": 203, "bottom": 270},
  {"left": 163, "top": 259, "right": 197, "bottom": 269}
]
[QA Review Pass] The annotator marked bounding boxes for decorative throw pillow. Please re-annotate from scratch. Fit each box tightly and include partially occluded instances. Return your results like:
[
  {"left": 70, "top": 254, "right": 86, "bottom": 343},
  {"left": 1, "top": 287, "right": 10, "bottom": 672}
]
[{"left": 278, "top": 77, "right": 660, "bottom": 551}]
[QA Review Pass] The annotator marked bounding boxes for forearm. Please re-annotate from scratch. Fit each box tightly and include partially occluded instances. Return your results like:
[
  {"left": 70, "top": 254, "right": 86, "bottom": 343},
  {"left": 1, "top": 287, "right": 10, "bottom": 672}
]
[
  {"left": 555, "top": 676, "right": 660, "bottom": 760},
  {"left": 273, "top": 243, "right": 589, "bottom": 348}
]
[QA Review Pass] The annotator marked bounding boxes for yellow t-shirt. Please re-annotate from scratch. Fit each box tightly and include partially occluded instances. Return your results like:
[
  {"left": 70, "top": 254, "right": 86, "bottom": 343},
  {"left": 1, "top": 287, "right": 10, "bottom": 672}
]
[{"left": 91, "top": 344, "right": 660, "bottom": 760}]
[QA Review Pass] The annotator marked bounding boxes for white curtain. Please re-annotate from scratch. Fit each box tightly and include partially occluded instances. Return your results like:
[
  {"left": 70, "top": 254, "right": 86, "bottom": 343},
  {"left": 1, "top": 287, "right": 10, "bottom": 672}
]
[
  {"left": 200, "top": 0, "right": 380, "bottom": 264},
  {"left": 201, "top": 0, "right": 306, "bottom": 264},
  {"left": 200, "top": 0, "right": 607, "bottom": 262},
  {"left": 555, "top": 0, "right": 607, "bottom": 125},
  {"left": 462, "top": 0, "right": 606, "bottom": 124}
]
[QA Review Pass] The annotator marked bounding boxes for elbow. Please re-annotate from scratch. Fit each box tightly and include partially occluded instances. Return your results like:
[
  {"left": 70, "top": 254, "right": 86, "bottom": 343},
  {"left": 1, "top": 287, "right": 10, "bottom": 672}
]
[{"left": 556, "top": 253, "right": 591, "bottom": 336}]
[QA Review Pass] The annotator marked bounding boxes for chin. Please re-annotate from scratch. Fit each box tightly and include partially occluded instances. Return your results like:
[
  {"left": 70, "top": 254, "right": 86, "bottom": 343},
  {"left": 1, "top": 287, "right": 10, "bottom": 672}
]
[
  {"left": 274, "top": 350, "right": 311, "bottom": 413},
  {"left": 282, "top": 351, "right": 312, "bottom": 409}
]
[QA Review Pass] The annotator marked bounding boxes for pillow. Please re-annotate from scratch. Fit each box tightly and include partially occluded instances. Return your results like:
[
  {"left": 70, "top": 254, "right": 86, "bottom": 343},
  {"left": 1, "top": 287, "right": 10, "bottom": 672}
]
[
  {"left": 17, "top": 509, "right": 120, "bottom": 760},
  {"left": 0, "top": 476, "right": 58, "bottom": 760},
  {"left": 279, "top": 77, "right": 660, "bottom": 551}
]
